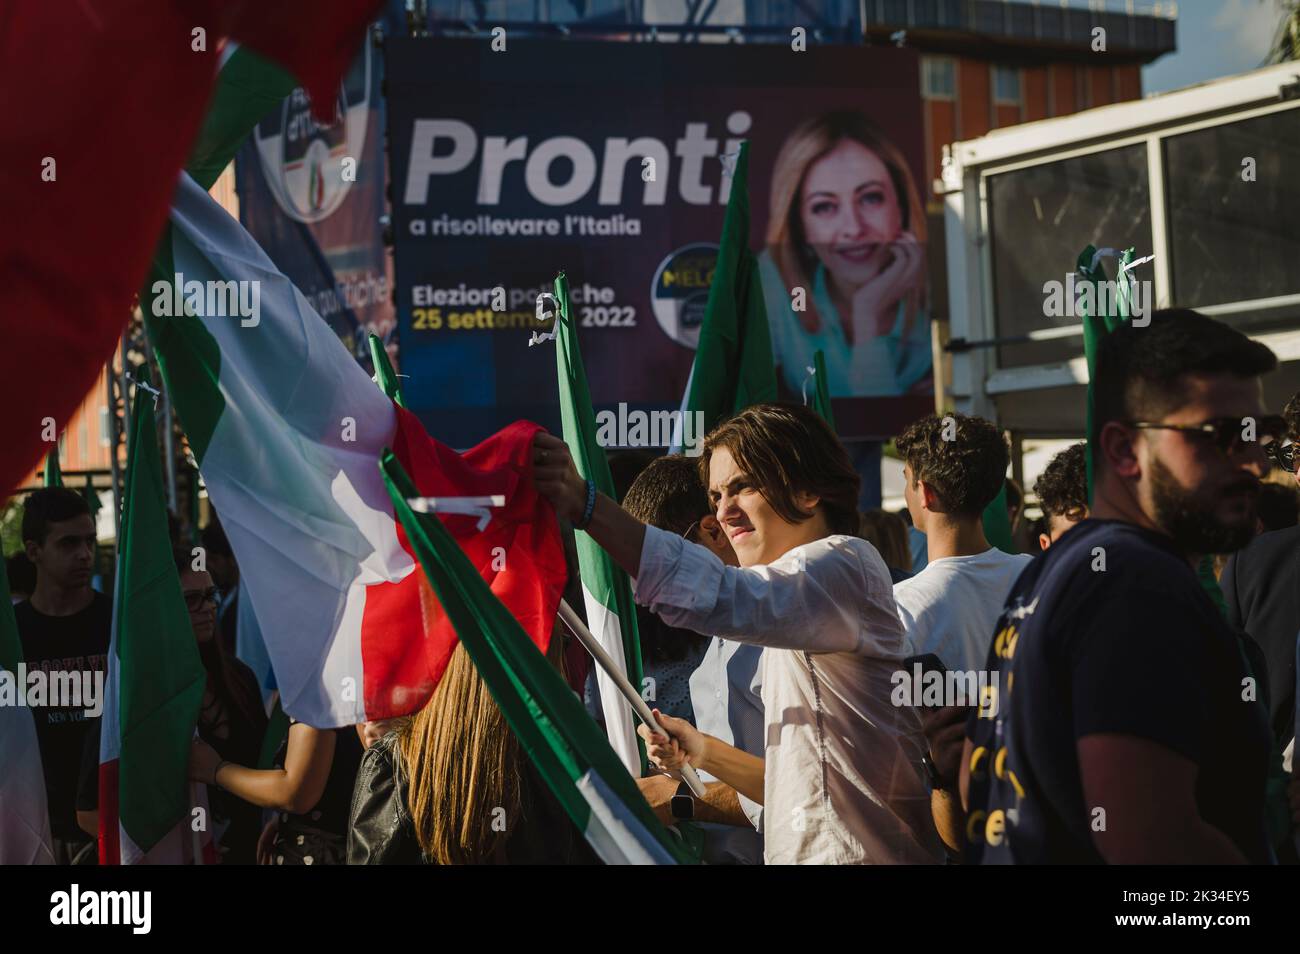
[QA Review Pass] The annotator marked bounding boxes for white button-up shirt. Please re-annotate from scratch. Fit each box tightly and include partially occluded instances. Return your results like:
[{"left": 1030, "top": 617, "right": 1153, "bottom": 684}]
[{"left": 634, "top": 526, "right": 943, "bottom": 864}]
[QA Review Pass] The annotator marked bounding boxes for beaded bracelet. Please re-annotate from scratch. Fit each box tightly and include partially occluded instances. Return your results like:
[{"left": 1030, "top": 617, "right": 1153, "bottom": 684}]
[{"left": 574, "top": 478, "right": 597, "bottom": 530}]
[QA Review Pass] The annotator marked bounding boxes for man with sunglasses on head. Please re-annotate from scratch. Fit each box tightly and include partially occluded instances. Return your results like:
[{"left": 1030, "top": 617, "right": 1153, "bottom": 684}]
[
  {"left": 963, "top": 309, "right": 1283, "bottom": 864},
  {"left": 1220, "top": 393, "right": 1300, "bottom": 784}
]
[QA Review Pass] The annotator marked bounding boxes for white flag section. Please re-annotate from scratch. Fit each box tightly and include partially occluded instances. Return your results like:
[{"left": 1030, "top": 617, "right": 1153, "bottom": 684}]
[
  {"left": 0, "top": 704, "right": 54, "bottom": 864},
  {"left": 575, "top": 769, "right": 676, "bottom": 866},
  {"left": 583, "top": 585, "right": 642, "bottom": 775},
  {"left": 165, "top": 172, "right": 407, "bottom": 726}
]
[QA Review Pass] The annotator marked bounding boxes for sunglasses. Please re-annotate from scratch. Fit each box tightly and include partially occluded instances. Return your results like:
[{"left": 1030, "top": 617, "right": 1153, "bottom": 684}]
[
  {"left": 183, "top": 587, "right": 219, "bottom": 612},
  {"left": 1128, "top": 415, "right": 1289, "bottom": 458}
]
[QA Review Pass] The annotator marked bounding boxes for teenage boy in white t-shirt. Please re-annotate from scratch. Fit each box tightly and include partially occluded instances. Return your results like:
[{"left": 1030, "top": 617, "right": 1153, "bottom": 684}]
[{"left": 893, "top": 413, "right": 1032, "bottom": 673}]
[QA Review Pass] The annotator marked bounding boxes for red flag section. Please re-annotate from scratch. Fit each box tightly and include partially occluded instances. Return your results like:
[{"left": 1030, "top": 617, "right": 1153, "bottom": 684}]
[
  {"left": 0, "top": 0, "right": 381, "bottom": 498},
  {"left": 360, "top": 410, "right": 569, "bottom": 721}
]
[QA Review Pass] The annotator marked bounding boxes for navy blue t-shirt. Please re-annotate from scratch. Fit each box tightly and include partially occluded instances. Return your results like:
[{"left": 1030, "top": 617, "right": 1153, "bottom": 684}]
[{"left": 966, "top": 519, "right": 1272, "bottom": 864}]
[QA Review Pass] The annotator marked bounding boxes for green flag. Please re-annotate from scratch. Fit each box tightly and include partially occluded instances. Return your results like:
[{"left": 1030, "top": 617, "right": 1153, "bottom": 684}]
[
  {"left": 82, "top": 473, "right": 101, "bottom": 519},
  {"left": 982, "top": 482, "right": 1015, "bottom": 554},
  {"left": 368, "top": 333, "right": 405, "bottom": 408},
  {"left": 99, "top": 368, "right": 208, "bottom": 863},
  {"left": 809, "top": 349, "right": 836, "bottom": 432},
  {"left": 1080, "top": 245, "right": 1134, "bottom": 503},
  {"left": 378, "top": 450, "right": 693, "bottom": 865},
  {"left": 43, "top": 447, "right": 62, "bottom": 488},
  {"left": 682, "top": 140, "right": 778, "bottom": 435},
  {"left": 187, "top": 46, "right": 297, "bottom": 192},
  {"left": 553, "top": 272, "right": 645, "bottom": 775}
]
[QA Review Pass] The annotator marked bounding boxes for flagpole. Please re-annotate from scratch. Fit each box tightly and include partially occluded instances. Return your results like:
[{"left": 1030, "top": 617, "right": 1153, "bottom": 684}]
[{"left": 557, "top": 599, "right": 706, "bottom": 797}]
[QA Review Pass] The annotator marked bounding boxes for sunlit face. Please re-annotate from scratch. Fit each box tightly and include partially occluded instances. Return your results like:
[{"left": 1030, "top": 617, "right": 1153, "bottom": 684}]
[
  {"left": 707, "top": 447, "right": 820, "bottom": 567},
  {"left": 799, "top": 138, "right": 904, "bottom": 290},
  {"left": 1134, "top": 373, "right": 1268, "bottom": 554},
  {"left": 179, "top": 567, "right": 218, "bottom": 644}
]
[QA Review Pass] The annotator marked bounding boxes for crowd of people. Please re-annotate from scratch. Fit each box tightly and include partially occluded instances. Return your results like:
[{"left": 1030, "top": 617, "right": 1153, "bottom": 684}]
[{"left": 12, "top": 306, "right": 1300, "bottom": 864}]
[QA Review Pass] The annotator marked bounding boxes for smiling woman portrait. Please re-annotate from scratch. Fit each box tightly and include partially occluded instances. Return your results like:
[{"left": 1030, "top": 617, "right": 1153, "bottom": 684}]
[{"left": 758, "top": 110, "right": 931, "bottom": 399}]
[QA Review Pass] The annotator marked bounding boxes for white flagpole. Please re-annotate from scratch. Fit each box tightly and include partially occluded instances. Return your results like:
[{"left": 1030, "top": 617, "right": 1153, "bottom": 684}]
[{"left": 557, "top": 599, "right": 706, "bottom": 797}]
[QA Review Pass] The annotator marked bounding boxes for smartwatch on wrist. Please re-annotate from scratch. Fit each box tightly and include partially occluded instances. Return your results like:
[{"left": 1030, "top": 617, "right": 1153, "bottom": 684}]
[{"left": 669, "top": 780, "right": 695, "bottom": 822}]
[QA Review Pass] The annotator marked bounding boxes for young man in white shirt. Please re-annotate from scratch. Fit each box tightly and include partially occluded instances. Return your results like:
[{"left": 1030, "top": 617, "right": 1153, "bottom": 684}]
[
  {"left": 620, "top": 454, "right": 766, "bottom": 864},
  {"left": 533, "top": 403, "right": 942, "bottom": 864},
  {"left": 892, "top": 412, "right": 1032, "bottom": 673}
]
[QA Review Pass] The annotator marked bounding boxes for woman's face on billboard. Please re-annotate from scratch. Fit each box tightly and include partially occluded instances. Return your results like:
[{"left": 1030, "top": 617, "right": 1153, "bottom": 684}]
[{"left": 798, "top": 138, "right": 903, "bottom": 291}]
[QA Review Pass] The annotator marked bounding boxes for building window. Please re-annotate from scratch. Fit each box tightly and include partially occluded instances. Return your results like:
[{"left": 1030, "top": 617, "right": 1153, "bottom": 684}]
[
  {"left": 922, "top": 56, "right": 956, "bottom": 100},
  {"left": 100, "top": 405, "right": 111, "bottom": 447},
  {"left": 993, "top": 66, "right": 1022, "bottom": 106},
  {"left": 986, "top": 144, "right": 1152, "bottom": 369},
  {"left": 1164, "top": 109, "right": 1300, "bottom": 312}
]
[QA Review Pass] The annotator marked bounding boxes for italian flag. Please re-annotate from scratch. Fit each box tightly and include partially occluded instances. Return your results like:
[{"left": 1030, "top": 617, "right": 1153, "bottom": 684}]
[
  {"left": 553, "top": 272, "right": 645, "bottom": 775},
  {"left": 99, "top": 369, "right": 213, "bottom": 865},
  {"left": 145, "top": 172, "right": 566, "bottom": 727},
  {"left": 381, "top": 451, "right": 694, "bottom": 865},
  {"left": 0, "top": 0, "right": 381, "bottom": 497},
  {"left": 0, "top": 558, "right": 54, "bottom": 865}
]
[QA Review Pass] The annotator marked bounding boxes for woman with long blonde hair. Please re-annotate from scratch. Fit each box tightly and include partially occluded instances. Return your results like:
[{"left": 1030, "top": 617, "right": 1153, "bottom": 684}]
[
  {"left": 347, "top": 629, "right": 596, "bottom": 864},
  {"left": 758, "top": 110, "right": 931, "bottom": 400}
]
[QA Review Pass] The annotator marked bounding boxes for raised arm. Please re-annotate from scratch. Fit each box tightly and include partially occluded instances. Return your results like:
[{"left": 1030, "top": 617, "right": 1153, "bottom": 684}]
[{"left": 532, "top": 432, "right": 894, "bottom": 656}]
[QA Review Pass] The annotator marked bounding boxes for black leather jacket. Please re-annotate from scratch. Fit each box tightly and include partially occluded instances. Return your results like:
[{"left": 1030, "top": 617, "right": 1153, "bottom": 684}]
[
  {"left": 346, "top": 731, "right": 600, "bottom": 865},
  {"left": 347, "top": 733, "right": 423, "bottom": 864}
]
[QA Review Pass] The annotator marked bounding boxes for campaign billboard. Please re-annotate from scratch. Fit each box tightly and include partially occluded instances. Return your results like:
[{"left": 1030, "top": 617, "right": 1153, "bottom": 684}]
[
  {"left": 387, "top": 37, "right": 930, "bottom": 447},
  {"left": 236, "top": 36, "right": 395, "bottom": 372}
]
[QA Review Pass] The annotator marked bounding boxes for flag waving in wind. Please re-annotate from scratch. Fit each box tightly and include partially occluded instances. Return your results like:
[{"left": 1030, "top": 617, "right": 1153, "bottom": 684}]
[
  {"left": 98, "top": 370, "right": 211, "bottom": 865},
  {"left": 552, "top": 272, "right": 645, "bottom": 775},
  {"left": 147, "top": 173, "right": 566, "bottom": 727},
  {"left": 380, "top": 451, "right": 694, "bottom": 865},
  {"left": 679, "top": 141, "right": 778, "bottom": 440},
  {"left": 0, "top": 0, "right": 382, "bottom": 497}
]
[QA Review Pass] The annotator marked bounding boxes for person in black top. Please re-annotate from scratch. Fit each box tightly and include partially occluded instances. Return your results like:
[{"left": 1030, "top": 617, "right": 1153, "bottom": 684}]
[
  {"left": 964, "top": 309, "right": 1284, "bottom": 864},
  {"left": 1220, "top": 390, "right": 1300, "bottom": 751},
  {"left": 15, "top": 488, "right": 110, "bottom": 864},
  {"left": 348, "top": 634, "right": 597, "bottom": 865},
  {"left": 189, "top": 711, "right": 363, "bottom": 865}
]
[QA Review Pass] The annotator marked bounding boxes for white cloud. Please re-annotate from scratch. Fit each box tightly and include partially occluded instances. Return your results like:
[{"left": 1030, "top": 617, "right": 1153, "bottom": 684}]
[{"left": 1211, "top": 0, "right": 1281, "bottom": 66}]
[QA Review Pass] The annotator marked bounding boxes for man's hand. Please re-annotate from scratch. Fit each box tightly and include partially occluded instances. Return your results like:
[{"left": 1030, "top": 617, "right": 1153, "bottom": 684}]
[
  {"left": 919, "top": 704, "right": 972, "bottom": 790},
  {"left": 532, "top": 432, "right": 587, "bottom": 523},
  {"left": 637, "top": 709, "right": 708, "bottom": 773},
  {"left": 636, "top": 774, "right": 679, "bottom": 827}
]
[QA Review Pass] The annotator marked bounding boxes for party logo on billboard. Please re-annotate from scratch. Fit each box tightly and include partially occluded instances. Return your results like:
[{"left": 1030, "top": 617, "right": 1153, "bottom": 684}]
[
  {"left": 252, "top": 43, "right": 373, "bottom": 223},
  {"left": 650, "top": 243, "right": 717, "bottom": 350}
]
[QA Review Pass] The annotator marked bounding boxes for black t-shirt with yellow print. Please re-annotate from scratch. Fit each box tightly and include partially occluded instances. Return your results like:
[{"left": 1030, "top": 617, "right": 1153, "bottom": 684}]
[{"left": 965, "top": 519, "right": 1273, "bottom": 864}]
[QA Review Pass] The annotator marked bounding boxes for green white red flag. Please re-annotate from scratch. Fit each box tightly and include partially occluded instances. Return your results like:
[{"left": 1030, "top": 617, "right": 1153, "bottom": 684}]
[
  {"left": 146, "top": 173, "right": 566, "bottom": 726},
  {"left": 98, "top": 370, "right": 212, "bottom": 864}
]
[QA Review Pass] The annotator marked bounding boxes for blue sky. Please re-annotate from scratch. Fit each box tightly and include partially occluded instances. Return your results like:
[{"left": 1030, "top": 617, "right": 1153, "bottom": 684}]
[{"left": 1142, "top": 0, "right": 1283, "bottom": 94}]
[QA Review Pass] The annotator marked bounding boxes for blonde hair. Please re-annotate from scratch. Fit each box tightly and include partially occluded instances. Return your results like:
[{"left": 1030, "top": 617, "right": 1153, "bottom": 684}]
[
  {"left": 766, "top": 111, "right": 927, "bottom": 337},
  {"left": 396, "top": 632, "right": 566, "bottom": 864}
]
